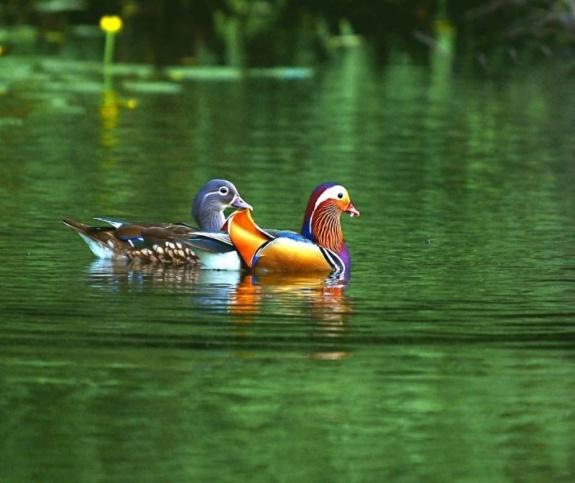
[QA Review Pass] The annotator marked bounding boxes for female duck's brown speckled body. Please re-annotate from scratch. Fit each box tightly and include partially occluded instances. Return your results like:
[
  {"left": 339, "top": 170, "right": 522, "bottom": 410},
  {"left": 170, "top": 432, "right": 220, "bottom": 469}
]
[{"left": 63, "top": 179, "right": 251, "bottom": 265}]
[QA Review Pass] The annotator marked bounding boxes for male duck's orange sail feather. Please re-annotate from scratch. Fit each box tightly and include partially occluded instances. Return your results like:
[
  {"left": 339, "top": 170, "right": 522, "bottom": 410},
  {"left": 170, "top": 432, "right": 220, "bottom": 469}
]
[{"left": 226, "top": 209, "right": 273, "bottom": 269}]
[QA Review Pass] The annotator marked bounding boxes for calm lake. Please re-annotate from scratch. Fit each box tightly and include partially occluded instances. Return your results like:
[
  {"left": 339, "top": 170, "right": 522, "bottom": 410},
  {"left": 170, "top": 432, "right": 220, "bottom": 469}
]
[{"left": 1, "top": 50, "right": 575, "bottom": 482}]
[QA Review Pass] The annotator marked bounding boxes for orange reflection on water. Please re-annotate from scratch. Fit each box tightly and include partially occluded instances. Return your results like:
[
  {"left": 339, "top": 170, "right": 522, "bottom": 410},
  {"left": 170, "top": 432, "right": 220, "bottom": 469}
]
[
  {"left": 88, "top": 261, "right": 352, "bottom": 338},
  {"left": 229, "top": 272, "right": 351, "bottom": 325},
  {"left": 228, "top": 275, "right": 261, "bottom": 321}
]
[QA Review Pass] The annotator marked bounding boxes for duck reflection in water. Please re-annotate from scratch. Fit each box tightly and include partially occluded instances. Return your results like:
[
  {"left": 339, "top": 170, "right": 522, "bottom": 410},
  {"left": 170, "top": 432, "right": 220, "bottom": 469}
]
[
  {"left": 88, "top": 259, "right": 240, "bottom": 305},
  {"left": 230, "top": 272, "right": 351, "bottom": 361},
  {"left": 88, "top": 260, "right": 351, "bottom": 326},
  {"left": 229, "top": 272, "right": 351, "bottom": 325}
]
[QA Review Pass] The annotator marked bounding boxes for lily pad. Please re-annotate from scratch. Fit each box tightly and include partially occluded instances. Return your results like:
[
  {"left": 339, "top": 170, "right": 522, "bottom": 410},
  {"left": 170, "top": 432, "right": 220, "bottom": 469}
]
[
  {"left": 248, "top": 67, "right": 314, "bottom": 79},
  {"left": 42, "top": 80, "right": 104, "bottom": 94},
  {"left": 165, "top": 66, "right": 242, "bottom": 81},
  {"left": 122, "top": 81, "right": 182, "bottom": 94}
]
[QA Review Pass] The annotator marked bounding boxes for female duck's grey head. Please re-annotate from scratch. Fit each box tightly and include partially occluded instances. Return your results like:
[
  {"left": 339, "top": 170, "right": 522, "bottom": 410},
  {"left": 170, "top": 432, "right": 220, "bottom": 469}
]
[{"left": 192, "top": 179, "right": 252, "bottom": 232}]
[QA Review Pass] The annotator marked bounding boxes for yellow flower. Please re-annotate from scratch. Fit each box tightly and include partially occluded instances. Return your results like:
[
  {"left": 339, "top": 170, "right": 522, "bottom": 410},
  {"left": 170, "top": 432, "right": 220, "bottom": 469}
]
[{"left": 100, "top": 16, "right": 123, "bottom": 34}]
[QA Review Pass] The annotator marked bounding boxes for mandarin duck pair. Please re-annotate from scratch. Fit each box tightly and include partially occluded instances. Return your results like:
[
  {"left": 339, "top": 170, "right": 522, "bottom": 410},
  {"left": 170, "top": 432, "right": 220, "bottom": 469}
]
[{"left": 64, "top": 180, "right": 360, "bottom": 275}]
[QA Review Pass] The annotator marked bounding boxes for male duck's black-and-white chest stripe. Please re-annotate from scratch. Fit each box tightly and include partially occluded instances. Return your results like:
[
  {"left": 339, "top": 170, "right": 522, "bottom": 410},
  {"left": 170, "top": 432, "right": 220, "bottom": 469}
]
[{"left": 319, "top": 247, "right": 346, "bottom": 275}]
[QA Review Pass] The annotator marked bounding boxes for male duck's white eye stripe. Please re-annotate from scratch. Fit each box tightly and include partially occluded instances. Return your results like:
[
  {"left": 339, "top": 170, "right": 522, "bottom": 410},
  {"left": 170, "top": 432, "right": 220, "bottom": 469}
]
[{"left": 313, "top": 185, "right": 347, "bottom": 211}]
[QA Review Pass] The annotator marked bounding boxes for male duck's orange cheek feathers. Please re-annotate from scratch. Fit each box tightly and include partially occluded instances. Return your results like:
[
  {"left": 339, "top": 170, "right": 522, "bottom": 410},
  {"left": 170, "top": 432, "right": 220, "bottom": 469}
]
[{"left": 227, "top": 209, "right": 272, "bottom": 268}]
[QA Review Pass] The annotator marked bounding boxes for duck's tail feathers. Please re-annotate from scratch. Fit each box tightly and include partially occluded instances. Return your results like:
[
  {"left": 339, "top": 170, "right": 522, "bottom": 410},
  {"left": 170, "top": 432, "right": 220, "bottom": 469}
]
[
  {"left": 62, "top": 217, "right": 116, "bottom": 259},
  {"left": 63, "top": 217, "right": 89, "bottom": 233}
]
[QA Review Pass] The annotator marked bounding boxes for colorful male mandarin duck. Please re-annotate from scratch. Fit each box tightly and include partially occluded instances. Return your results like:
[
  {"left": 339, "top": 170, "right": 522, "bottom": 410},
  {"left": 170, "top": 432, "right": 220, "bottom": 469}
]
[
  {"left": 63, "top": 179, "right": 251, "bottom": 266},
  {"left": 190, "top": 183, "right": 359, "bottom": 275}
]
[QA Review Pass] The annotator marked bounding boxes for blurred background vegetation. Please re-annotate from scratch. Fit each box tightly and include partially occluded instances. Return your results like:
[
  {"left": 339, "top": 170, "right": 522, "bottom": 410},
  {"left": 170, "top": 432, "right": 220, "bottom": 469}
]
[{"left": 0, "top": 0, "right": 574, "bottom": 68}]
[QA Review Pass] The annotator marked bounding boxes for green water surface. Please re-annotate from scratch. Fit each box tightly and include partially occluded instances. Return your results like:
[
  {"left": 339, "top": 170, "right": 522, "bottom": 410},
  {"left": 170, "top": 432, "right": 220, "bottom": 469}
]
[{"left": 1, "top": 52, "right": 575, "bottom": 482}]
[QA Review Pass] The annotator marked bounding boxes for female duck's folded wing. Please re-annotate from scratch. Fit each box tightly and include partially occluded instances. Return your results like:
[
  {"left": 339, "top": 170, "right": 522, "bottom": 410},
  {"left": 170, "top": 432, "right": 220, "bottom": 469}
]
[
  {"left": 185, "top": 232, "right": 236, "bottom": 253},
  {"left": 95, "top": 217, "right": 197, "bottom": 231},
  {"left": 63, "top": 217, "right": 198, "bottom": 264}
]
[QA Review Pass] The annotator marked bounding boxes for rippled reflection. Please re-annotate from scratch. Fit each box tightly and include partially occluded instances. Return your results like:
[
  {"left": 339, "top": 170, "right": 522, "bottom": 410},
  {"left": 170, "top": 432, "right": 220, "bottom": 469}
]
[
  {"left": 89, "top": 259, "right": 203, "bottom": 291},
  {"left": 88, "top": 260, "right": 351, "bottom": 326},
  {"left": 4, "top": 52, "right": 575, "bottom": 483},
  {"left": 230, "top": 272, "right": 349, "bottom": 322}
]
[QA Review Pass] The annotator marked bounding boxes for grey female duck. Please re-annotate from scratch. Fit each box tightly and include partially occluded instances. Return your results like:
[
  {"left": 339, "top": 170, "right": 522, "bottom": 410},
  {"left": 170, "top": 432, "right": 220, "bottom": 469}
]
[{"left": 63, "top": 179, "right": 251, "bottom": 266}]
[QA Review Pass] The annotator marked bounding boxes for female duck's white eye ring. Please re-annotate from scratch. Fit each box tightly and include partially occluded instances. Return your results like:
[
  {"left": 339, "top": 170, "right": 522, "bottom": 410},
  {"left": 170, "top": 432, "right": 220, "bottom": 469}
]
[{"left": 219, "top": 186, "right": 229, "bottom": 195}]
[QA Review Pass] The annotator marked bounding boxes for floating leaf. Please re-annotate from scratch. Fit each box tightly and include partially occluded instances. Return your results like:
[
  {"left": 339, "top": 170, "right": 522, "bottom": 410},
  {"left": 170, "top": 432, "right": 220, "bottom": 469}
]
[
  {"left": 122, "top": 81, "right": 182, "bottom": 94},
  {"left": 165, "top": 66, "right": 242, "bottom": 81}
]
